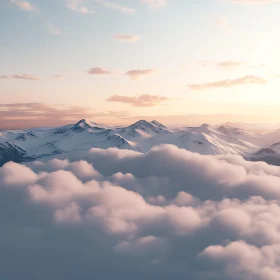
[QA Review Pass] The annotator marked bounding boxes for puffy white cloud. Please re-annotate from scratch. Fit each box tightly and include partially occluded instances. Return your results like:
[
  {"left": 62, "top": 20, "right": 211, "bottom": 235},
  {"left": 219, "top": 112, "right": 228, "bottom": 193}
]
[{"left": 2, "top": 145, "right": 280, "bottom": 279}]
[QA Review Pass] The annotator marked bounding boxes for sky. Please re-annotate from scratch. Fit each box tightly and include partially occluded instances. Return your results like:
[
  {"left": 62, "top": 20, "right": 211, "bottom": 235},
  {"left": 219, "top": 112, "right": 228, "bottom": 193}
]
[{"left": 1, "top": 0, "right": 280, "bottom": 127}]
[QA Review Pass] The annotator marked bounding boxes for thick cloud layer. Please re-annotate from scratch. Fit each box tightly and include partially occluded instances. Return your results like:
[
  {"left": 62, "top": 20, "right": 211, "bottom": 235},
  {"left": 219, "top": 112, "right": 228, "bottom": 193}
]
[{"left": 2, "top": 145, "right": 280, "bottom": 279}]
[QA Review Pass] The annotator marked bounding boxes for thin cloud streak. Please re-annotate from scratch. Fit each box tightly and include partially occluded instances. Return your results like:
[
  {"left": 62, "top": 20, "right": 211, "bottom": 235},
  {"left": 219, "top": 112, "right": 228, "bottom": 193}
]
[
  {"left": 95, "top": 0, "right": 135, "bottom": 14},
  {"left": 0, "top": 103, "right": 129, "bottom": 129},
  {"left": 142, "top": 0, "right": 168, "bottom": 7},
  {"left": 12, "top": 74, "right": 40, "bottom": 80},
  {"left": 217, "top": 60, "right": 246, "bottom": 69},
  {"left": 189, "top": 75, "right": 268, "bottom": 90},
  {"left": 114, "top": 34, "right": 140, "bottom": 42},
  {"left": 199, "top": 60, "right": 248, "bottom": 69},
  {"left": 106, "top": 94, "right": 171, "bottom": 107},
  {"left": 126, "top": 69, "right": 155, "bottom": 79},
  {"left": 231, "top": 0, "right": 280, "bottom": 4}
]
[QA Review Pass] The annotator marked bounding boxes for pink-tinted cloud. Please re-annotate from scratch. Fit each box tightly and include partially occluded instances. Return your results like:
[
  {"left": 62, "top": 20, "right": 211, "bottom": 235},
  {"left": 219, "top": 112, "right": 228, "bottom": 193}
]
[
  {"left": 95, "top": 0, "right": 135, "bottom": 14},
  {"left": 142, "top": 0, "right": 168, "bottom": 7},
  {"left": 217, "top": 60, "right": 246, "bottom": 69},
  {"left": 0, "top": 74, "right": 40, "bottom": 80},
  {"left": 88, "top": 67, "right": 111, "bottom": 75},
  {"left": 231, "top": 0, "right": 280, "bottom": 4},
  {"left": 114, "top": 34, "right": 140, "bottom": 42},
  {"left": 189, "top": 75, "right": 267, "bottom": 90},
  {"left": 12, "top": 74, "right": 40, "bottom": 80},
  {"left": 106, "top": 94, "right": 171, "bottom": 107},
  {"left": 10, "top": 0, "right": 37, "bottom": 12},
  {"left": 215, "top": 15, "right": 229, "bottom": 27},
  {"left": 0, "top": 103, "right": 129, "bottom": 129},
  {"left": 126, "top": 69, "right": 155, "bottom": 79},
  {"left": 199, "top": 60, "right": 264, "bottom": 70},
  {"left": 67, "top": 0, "right": 95, "bottom": 14}
]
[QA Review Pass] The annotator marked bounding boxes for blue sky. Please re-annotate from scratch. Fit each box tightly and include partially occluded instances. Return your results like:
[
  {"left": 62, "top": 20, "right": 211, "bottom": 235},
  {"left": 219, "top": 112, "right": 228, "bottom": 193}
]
[{"left": 1, "top": 0, "right": 280, "bottom": 126}]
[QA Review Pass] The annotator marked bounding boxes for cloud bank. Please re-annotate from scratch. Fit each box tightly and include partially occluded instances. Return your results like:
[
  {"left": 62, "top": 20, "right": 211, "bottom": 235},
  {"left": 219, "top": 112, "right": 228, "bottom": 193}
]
[
  {"left": 2, "top": 145, "right": 280, "bottom": 279},
  {"left": 0, "top": 103, "right": 129, "bottom": 129}
]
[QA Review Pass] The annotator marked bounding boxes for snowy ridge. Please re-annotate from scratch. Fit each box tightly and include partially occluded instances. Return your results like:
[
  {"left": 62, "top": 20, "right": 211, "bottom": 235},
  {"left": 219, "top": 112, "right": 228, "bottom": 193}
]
[{"left": 1, "top": 120, "right": 280, "bottom": 165}]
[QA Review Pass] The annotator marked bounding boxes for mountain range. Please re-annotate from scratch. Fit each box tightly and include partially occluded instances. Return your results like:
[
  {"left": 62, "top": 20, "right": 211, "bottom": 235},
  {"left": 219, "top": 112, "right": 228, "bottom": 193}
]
[{"left": 1, "top": 119, "right": 280, "bottom": 166}]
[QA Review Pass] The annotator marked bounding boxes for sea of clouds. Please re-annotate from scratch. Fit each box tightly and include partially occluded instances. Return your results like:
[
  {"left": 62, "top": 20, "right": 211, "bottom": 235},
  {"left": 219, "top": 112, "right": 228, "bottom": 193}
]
[{"left": 2, "top": 144, "right": 280, "bottom": 279}]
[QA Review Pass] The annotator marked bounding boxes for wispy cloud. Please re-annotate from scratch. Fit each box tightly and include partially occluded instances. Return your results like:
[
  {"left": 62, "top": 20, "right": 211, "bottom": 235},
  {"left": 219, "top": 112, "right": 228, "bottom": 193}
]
[
  {"left": 114, "top": 34, "right": 140, "bottom": 42},
  {"left": 88, "top": 67, "right": 111, "bottom": 75},
  {"left": 189, "top": 75, "right": 268, "bottom": 90},
  {"left": 215, "top": 15, "right": 229, "bottom": 27},
  {"left": 0, "top": 103, "right": 129, "bottom": 129},
  {"left": 13, "top": 74, "right": 40, "bottom": 80},
  {"left": 1, "top": 74, "right": 41, "bottom": 81},
  {"left": 231, "top": 0, "right": 279, "bottom": 4},
  {"left": 95, "top": 0, "right": 135, "bottom": 14},
  {"left": 217, "top": 60, "right": 246, "bottom": 69},
  {"left": 106, "top": 94, "right": 171, "bottom": 107},
  {"left": 67, "top": 0, "right": 95, "bottom": 14},
  {"left": 271, "top": 73, "right": 280, "bottom": 78},
  {"left": 126, "top": 69, "right": 155, "bottom": 79},
  {"left": 199, "top": 60, "right": 264, "bottom": 70},
  {"left": 9, "top": 0, "right": 37, "bottom": 12},
  {"left": 45, "top": 23, "right": 61, "bottom": 35},
  {"left": 142, "top": 0, "right": 168, "bottom": 7}
]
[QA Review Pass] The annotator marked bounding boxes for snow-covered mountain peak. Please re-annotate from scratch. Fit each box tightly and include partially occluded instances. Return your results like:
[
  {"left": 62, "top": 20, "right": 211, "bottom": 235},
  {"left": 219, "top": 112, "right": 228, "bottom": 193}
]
[
  {"left": 130, "top": 120, "right": 152, "bottom": 128},
  {"left": 2, "top": 119, "right": 280, "bottom": 166},
  {"left": 188, "top": 123, "right": 214, "bottom": 134},
  {"left": 217, "top": 125, "right": 247, "bottom": 136},
  {"left": 72, "top": 119, "right": 91, "bottom": 132},
  {"left": 151, "top": 120, "right": 166, "bottom": 128}
]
